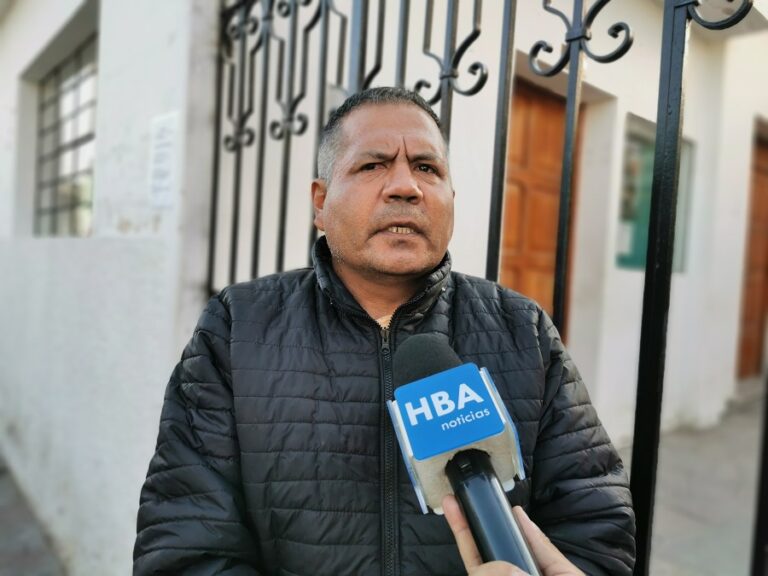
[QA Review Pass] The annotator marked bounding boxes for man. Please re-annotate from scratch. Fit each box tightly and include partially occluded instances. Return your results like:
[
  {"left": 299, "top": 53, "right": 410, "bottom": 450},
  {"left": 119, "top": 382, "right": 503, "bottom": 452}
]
[{"left": 134, "top": 87, "right": 635, "bottom": 575}]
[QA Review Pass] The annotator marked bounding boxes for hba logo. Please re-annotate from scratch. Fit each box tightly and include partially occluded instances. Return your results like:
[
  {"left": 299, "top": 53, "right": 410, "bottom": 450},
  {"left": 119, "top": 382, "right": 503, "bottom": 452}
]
[{"left": 404, "top": 383, "right": 484, "bottom": 426}]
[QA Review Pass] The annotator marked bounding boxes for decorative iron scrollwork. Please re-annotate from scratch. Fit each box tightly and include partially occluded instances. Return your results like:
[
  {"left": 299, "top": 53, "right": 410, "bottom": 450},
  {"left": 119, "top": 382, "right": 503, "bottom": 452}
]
[
  {"left": 362, "top": 1, "right": 386, "bottom": 89},
  {"left": 224, "top": 128, "right": 256, "bottom": 152},
  {"left": 269, "top": 114, "right": 308, "bottom": 139},
  {"left": 685, "top": 0, "right": 753, "bottom": 31},
  {"left": 528, "top": 0, "right": 634, "bottom": 331},
  {"left": 451, "top": 7, "right": 488, "bottom": 98},
  {"left": 221, "top": 1, "right": 261, "bottom": 152},
  {"left": 269, "top": 0, "right": 321, "bottom": 141},
  {"left": 221, "top": 0, "right": 320, "bottom": 148},
  {"left": 327, "top": 0, "right": 347, "bottom": 90},
  {"left": 226, "top": 13, "right": 259, "bottom": 40},
  {"left": 530, "top": 0, "right": 633, "bottom": 77},
  {"left": 210, "top": 0, "right": 520, "bottom": 289},
  {"left": 276, "top": 0, "right": 292, "bottom": 18},
  {"left": 415, "top": 0, "right": 488, "bottom": 105}
]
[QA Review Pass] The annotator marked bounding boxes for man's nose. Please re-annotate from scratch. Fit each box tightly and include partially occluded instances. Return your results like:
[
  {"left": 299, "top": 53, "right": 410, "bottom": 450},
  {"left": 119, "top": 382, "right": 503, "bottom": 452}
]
[{"left": 382, "top": 162, "right": 423, "bottom": 203}]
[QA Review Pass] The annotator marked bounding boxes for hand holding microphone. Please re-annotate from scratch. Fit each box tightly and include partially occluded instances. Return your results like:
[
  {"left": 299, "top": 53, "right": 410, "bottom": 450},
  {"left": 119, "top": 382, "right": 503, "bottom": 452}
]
[
  {"left": 443, "top": 494, "right": 584, "bottom": 576},
  {"left": 387, "top": 334, "right": 582, "bottom": 575}
]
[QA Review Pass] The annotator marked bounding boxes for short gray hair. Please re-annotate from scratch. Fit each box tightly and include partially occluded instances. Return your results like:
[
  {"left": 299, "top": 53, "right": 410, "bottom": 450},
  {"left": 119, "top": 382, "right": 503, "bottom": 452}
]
[{"left": 316, "top": 87, "right": 447, "bottom": 182}]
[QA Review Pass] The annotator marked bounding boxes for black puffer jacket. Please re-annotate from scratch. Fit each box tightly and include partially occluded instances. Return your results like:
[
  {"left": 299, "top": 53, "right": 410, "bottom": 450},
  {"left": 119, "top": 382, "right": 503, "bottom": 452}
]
[{"left": 134, "top": 238, "right": 635, "bottom": 576}]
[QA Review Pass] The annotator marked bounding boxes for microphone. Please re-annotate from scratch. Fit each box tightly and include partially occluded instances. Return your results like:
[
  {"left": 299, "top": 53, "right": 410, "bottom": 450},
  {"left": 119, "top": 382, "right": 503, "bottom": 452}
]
[{"left": 387, "top": 333, "right": 540, "bottom": 574}]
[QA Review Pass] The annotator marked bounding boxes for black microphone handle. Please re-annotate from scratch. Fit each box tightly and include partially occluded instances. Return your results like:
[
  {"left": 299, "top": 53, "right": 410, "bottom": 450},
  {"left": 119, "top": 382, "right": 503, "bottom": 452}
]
[{"left": 445, "top": 450, "right": 541, "bottom": 575}]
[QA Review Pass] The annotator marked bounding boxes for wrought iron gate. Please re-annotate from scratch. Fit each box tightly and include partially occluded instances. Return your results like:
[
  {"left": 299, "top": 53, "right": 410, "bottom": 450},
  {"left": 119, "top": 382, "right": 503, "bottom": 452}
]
[
  {"left": 208, "top": 0, "right": 515, "bottom": 290},
  {"left": 208, "top": 1, "right": 764, "bottom": 575}
]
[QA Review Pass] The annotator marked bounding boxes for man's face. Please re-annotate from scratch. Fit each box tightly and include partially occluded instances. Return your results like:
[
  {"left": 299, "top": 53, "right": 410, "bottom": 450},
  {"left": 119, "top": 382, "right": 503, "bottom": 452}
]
[{"left": 312, "top": 103, "right": 454, "bottom": 285}]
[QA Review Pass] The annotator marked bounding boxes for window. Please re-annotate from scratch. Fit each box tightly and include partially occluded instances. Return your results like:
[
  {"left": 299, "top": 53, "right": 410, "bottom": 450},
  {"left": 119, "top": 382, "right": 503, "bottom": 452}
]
[
  {"left": 35, "top": 34, "right": 98, "bottom": 237},
  {"left": 616, "top": 115, "right": 693, "bottom": 272}
]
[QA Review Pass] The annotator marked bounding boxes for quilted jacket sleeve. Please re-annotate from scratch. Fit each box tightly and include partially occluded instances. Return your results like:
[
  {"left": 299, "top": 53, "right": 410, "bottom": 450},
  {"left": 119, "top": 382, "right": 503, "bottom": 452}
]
[
  {"left": 133, "top": 295, "right": 261, "bottom": 575},
  {"left": 530, "top": 309, "right": 636, "bottom": 575}
]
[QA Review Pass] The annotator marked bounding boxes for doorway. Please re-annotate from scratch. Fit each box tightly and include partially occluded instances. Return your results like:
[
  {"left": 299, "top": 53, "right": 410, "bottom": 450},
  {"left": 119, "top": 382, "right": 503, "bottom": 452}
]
[
  {"left": 737, "top": 136, "right": 768, "bottom": 381},
  {"left": 500, "top": 79, "right": 577, "bottom": 329}
]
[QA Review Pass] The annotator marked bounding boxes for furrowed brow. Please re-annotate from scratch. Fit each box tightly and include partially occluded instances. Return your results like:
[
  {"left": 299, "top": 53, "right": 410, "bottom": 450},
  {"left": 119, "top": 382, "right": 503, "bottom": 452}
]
[
  {"left": 408, "top": 152, "right": 446, "bottom": 165},
  {"left": 358, "top": 150, "right": 396, "bottom": 162}
]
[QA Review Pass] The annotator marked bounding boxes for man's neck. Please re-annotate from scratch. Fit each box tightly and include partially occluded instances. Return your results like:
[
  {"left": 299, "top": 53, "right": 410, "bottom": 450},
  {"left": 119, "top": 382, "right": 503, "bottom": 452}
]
[{"left": 332, "top": 262, "right": 424, "bottom": 322}]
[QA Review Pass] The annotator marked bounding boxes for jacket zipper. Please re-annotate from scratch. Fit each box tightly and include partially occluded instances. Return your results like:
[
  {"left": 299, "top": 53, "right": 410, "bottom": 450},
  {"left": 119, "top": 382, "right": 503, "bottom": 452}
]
[
  {"left": 323, "top": 301, "right": 401, "bottom": 576},
  {"left": 380, "top": 326, "right": 398, "bottom": 576},
  {"left": 324, "top": 289, "right": 438, "bottom": 576}
]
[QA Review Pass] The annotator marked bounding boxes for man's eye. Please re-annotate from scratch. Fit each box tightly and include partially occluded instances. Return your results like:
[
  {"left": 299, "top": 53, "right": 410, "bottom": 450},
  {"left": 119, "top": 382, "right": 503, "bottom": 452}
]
[
  {"left": 417, "top": 164, "right": 438, "bottom": 174},
  {"left": 361, "top": 163, "right": 380, "bottom": 171}
]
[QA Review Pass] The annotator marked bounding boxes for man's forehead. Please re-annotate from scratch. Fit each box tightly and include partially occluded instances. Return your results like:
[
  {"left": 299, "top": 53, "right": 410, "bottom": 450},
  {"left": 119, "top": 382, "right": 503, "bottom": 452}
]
[{"left": 339, "top": 103, "right": 446, "bottom": 154}]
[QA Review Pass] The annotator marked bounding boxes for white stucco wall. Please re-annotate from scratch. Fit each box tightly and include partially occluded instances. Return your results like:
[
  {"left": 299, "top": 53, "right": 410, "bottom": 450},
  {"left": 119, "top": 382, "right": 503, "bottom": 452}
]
[
  {"left": 0, "top": 0, "right": 217, "bottom": 573},
  {"left": 0, "top": 0, "right": 766, "bottom": 573}
]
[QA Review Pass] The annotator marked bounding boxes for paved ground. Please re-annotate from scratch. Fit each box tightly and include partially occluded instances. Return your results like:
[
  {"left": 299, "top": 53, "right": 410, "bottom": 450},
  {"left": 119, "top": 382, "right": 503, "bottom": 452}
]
[
  {"left": 618, "top": 395, "right": 765, "bottom": 576},
  {"left": 0, "top": 395, "right": 764, "bottom": 575},
  {"left": 0, "top": 456, "right": 64, "bottom": 576}
]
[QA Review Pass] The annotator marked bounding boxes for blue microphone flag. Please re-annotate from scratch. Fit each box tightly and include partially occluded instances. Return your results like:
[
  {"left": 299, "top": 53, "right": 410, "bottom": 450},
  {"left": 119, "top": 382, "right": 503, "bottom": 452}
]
[
  {"left": 393, "top": 363, "right": 505, "bottom": 461},
  {"left": 388, "top": 362, "right": 526, "bottom": 514}
]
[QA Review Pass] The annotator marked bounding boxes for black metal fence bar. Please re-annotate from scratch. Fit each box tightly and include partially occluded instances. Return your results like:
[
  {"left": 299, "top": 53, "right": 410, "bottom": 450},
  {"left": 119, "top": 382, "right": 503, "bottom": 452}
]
[
  {"left": 629, "top": 4, "right": 687, "bottom": 571},
  {"left": 484, "top": 0, "right": 516, "bottom": 282},
  {"left": 274, "top": 1, "right": 323, "bottom": 272},
  {"left": 528, "top": 0, "right": 633, "bottom": 332},
  {"left": 348, "top": 0, "right": 368, "bottom": 93},
  {"left": 252, "top": 0, "right": 273, "bottom": 278},
  {"left": 230, "top": 4, "right": 250, "bottom": 284},
  {"left": 308, "top": 0, "right": 329, "bottom": 260},
  {"left": 395, "top": 0, "right": 410, "bottom": 88},
  {"left": 274, "top": 2, "right": 299, "bottom": 273},
  {"left": 207, "top": 15, "right": 224, "bottom": 294},
  {"left": 331, "top": 1, "right": 347, "bottom": 89},
  {"left": 438, "top": 0, "right": 459, "bottom": 139},
  {"left": 630, "top": 2, "right": 753, "bottom": 574},
  {"left": 549, "top": 0, "right": 586, "bottom": 333},
  {"left": 363, "top": 0, "right": 385, "bottom": 89}
]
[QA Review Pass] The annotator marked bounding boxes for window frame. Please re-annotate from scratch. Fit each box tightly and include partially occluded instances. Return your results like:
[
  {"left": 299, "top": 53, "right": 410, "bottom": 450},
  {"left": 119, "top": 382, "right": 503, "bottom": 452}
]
[
  {"left": 33, "top": 33, "right": 98, "bottom": 237},
  {"left": 616, "top": 114, "right": 694, "bottom": 273}
]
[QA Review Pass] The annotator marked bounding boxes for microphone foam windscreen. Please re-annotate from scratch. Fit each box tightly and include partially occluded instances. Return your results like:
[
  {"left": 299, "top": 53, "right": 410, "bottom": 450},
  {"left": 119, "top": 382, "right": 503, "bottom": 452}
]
[{"left": 392, "top": 333, "right": 462, "bottom": 388}]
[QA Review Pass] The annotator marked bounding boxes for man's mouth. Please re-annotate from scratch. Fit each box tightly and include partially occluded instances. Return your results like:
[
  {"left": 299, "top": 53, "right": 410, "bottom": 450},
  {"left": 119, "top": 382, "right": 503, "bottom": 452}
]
[{"left": 387, "top": 226, "right": 416, "bottom": 235}]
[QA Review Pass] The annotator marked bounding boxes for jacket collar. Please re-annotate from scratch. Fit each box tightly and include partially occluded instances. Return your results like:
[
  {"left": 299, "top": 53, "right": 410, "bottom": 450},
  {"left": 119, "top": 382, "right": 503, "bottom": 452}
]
[{"left": 312, "top": 235, "right": 452, "bottom": 321}]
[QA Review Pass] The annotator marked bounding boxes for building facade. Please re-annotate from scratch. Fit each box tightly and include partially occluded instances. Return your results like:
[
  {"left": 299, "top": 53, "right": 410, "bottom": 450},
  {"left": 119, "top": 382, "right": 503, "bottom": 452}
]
[{"left": 0, "top": 0, "right": 766, "bottom": 573}]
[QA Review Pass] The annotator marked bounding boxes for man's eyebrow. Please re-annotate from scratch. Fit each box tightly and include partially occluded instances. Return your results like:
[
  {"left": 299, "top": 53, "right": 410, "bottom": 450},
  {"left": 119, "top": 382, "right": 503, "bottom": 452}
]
[
  {"left": 355, "top": 150, "right": 396, "bottom": 161},
  {"left": 352, "top": 150, "right": 447, "bottom": 164},
  {"left": 407, "top": 152, "right": 445, "bottom": 164}
]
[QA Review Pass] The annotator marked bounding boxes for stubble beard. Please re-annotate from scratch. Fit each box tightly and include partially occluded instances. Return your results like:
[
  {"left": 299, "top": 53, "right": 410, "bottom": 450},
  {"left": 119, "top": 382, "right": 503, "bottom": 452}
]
[{"left": 328, "top": 240, "right": 436, "bottom": 285}]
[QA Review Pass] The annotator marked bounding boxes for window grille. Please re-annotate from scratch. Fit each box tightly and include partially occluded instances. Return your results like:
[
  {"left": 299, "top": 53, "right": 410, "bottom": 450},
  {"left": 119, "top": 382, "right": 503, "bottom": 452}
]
[{"left": 35, "top": 34, "right": 98, "bottom": 237}]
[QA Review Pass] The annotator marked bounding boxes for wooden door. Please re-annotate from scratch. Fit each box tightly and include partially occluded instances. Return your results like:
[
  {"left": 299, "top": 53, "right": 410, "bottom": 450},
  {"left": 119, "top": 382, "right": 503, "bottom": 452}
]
[
  {"left": 500, "top": 80, "right": 572, "bottom": 322},
  {"left": 738, "top": 138, "right": 768, "bottom": 379}
]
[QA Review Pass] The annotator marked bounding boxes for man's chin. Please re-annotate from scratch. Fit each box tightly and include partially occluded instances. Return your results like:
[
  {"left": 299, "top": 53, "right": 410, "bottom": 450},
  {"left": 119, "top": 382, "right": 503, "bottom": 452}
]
[{"left": 368, "top": 257, "right": 440, "bottom": 280}]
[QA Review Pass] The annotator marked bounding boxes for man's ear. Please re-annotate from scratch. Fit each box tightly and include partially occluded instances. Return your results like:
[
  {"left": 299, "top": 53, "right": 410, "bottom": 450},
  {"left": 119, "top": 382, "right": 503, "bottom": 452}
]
[{"left": 311, "top": 179, "right": 327, "bottom": 231}]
